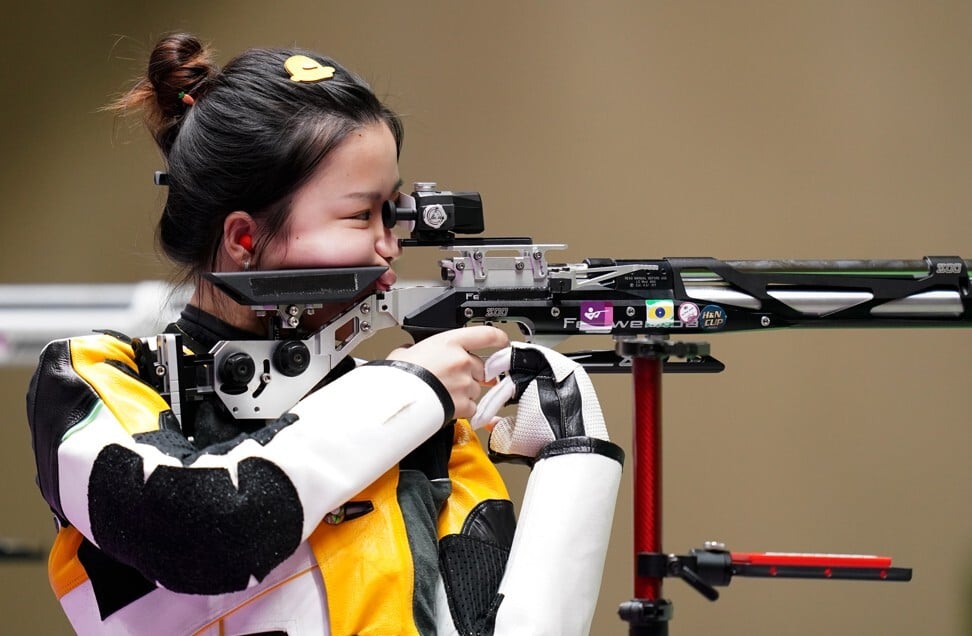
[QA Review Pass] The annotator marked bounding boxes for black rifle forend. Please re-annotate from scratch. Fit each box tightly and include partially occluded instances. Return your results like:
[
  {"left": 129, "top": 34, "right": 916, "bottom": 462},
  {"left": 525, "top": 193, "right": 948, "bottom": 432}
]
[{"left": 409, "top": 253, "right": 972, "bottom": 339}]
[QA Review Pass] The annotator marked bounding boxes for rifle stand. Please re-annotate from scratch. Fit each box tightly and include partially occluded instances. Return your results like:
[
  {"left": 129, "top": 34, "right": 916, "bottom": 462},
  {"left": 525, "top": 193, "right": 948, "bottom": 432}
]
[
  {"left": 612, "top": 336, "right": 912, "bottom": 634},
  {"left": 616, "top": 337, "right": 686, "bottom": 635}
]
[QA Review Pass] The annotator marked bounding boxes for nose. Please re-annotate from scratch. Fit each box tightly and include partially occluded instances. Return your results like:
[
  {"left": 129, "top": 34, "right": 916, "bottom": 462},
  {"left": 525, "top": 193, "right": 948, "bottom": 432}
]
[{"left": 375, "top": 219, "right": 401, "bottom": 261}]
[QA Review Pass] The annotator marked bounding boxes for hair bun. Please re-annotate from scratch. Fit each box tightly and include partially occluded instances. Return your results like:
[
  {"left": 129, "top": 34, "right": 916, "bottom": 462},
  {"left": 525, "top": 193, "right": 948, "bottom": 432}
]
[
  {"left": 148, "top": 33, "right": 218, "bottom": 118},
  {"left": 106, "top": 32, "right": 219, "bottom": 155}
]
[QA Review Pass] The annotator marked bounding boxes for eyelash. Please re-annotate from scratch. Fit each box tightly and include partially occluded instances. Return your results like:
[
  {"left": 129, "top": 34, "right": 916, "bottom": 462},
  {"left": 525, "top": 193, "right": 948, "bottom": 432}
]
[{"left": 350, "top": 194, "right": 397, "bottom": 223}]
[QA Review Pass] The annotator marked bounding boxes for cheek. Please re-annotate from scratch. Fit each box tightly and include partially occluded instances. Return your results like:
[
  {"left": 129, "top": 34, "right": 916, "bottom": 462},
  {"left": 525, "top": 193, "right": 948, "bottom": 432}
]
[{"left": 264, "top": 229, "right": 375, "bottom": 269}]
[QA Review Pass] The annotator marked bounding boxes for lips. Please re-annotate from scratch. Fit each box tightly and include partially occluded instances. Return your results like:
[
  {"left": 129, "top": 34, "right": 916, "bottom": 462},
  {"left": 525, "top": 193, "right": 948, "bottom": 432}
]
[{"left": 377, "top": 268, "right": 398, "bottom": 291}]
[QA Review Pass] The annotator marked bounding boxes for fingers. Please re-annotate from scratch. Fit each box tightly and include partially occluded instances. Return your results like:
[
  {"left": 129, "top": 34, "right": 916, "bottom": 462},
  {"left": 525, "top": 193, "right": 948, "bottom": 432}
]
[
  {"left": 453, "top": 397, "right": 480, "bottom": 421},
  {"left": 385, "top": 326, "right": 510, "bottom": 422},
  {"left": 447, "top": 325, "right": 509, "bottom": 352},
  {"left": 470, "top": 352, "right": 486, "bottom": 383}
]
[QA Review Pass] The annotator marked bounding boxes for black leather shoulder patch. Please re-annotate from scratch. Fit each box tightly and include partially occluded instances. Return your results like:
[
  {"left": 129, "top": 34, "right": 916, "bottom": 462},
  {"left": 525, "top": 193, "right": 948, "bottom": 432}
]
[
  {"left": 26, "top": 340, "right": 99, "bottom": 519},
  {"left": 460, "top": 499, "right": 516, "bottom": 551}
]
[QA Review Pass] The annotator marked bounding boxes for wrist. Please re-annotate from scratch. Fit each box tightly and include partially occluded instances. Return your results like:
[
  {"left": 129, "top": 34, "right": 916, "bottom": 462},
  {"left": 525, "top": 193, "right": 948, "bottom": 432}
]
[
  {"left": 536, "top": 437, "right": 625, "bottom": 466},
  {"left": 365, "top": 359, "right": 455, "bottom": 423}
]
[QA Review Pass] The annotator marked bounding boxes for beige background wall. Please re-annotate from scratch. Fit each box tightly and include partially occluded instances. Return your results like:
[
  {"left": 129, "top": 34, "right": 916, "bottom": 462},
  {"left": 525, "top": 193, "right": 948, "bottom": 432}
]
[{"left": 1, "top": 2, "right": 970, "bottom": 634}]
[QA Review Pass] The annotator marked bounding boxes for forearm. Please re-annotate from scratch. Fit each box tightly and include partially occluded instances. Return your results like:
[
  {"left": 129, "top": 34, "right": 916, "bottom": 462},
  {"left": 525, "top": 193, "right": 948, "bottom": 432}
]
[{"left": 493, "top": 440, "right": 624, "bottom": 635}]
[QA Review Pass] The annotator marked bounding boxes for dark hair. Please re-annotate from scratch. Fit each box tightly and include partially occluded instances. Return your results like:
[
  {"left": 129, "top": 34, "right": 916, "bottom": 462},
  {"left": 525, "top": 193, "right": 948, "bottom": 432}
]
[{"left": 110, "top": 32, "right": 404, "bottom": 278}]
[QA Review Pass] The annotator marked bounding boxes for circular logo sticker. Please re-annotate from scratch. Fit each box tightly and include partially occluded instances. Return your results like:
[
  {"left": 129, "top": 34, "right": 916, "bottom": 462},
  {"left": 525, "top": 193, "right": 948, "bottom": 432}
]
[
  {"left": 677, "top": 302, "right": 700, "bottom": 326},
  {"left": 701, "top": 305, "right": 727, "bottom": 330}
]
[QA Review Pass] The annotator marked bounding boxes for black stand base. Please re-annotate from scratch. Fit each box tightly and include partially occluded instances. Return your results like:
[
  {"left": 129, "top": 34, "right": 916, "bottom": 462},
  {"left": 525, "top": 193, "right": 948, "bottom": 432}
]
[{"left": 618, "top": 598, "right": 674, "bottom": 636}]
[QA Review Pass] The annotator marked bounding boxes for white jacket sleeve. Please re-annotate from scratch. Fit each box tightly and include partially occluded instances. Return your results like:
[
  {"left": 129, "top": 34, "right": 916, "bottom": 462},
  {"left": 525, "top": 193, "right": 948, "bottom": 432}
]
[{"left": 493, "top": 439, "right": 623, "bottom": 635}]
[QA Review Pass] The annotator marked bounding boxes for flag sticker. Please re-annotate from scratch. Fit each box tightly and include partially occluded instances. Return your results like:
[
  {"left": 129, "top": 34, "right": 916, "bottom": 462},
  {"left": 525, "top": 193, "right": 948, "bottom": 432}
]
[
  {"left": 579, "top": 301, "right": 613, "bottom": 330},
  {"left": 645, "top": 299, "right": 674, "bottom": 326}
]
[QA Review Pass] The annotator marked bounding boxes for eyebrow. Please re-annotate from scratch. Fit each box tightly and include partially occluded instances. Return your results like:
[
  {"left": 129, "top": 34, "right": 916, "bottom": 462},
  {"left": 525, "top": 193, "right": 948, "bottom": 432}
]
[{"left": 346, "top": 178, "right": 404, "bottom": 201}]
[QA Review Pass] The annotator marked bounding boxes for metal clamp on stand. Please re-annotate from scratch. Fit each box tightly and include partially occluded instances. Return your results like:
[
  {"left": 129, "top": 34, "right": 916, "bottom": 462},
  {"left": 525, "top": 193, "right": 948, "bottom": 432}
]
[{"left": 636, "top": 544, "right": 911, "bottom": 602}]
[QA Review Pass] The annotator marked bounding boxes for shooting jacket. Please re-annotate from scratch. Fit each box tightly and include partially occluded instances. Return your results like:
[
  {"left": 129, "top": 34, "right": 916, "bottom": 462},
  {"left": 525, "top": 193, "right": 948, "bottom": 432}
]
[{"left": 27, "top": 306, "right": 623, "bottom": 635}]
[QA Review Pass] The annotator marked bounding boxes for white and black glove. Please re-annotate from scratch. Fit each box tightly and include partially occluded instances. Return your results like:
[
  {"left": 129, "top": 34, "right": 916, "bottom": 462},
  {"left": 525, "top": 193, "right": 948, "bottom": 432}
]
[
  {"left": 466, "top": 342, "right": 624, "bottom": 635},
  {"left": 472, "top": 342, "right": 612, "bottom": 464}
]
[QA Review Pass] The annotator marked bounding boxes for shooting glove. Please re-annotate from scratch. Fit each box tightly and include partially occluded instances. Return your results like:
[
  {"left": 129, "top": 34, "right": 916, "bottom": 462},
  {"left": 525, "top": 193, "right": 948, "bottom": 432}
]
[
  {"left": 466, "top": 342, "right": 622, "bottom": 634},
  {"left": 472, "top": 342, "right": 609, "bottom": 463}
]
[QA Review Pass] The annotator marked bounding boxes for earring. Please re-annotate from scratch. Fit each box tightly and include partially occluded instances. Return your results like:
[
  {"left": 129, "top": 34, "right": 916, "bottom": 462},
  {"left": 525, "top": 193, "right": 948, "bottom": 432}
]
[{"left": 242, "top": 256, "right": 251, "bottom": 272}]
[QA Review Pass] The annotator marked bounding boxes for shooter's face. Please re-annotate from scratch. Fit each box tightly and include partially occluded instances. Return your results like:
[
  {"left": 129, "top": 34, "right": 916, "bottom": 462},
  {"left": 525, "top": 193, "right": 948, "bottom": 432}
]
[{"left": 259, "top": 121, "right": 402, "bottom": 300}]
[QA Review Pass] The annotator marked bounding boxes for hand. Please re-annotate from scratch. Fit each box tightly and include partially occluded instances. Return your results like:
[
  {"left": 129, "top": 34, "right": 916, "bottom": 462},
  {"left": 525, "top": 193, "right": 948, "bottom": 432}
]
[
  {"left": 387, "top": 326, "right": 509, "bottom": 420},
  {"left": 472, "top": 342, "right": 608, "bottom": 463}
]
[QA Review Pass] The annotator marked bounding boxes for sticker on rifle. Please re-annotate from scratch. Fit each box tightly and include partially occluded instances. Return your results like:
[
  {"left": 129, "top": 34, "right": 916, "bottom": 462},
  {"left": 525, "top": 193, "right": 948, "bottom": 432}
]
[
  {"left": 701, "top": 304, "right": 727, "bottom": 330},
  {"left": 645, "top": 299, "right": 674, "bottom": 326},
  {"left": 579, "top": 301, "right": 613, "bottom": 330},
  {"left": 677, "top": 302, "right": 700, "bottom": 327}
]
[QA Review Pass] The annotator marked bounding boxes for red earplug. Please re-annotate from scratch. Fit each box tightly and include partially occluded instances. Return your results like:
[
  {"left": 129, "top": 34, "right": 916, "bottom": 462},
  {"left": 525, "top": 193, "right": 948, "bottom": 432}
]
[{"left": 240, "top": 234, "right": 253, "bottom": 251}]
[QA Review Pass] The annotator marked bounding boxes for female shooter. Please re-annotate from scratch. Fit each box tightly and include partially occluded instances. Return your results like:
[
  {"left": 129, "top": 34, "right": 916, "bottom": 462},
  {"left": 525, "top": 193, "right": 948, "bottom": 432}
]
[{"left": 26, "top": 33, "right": 623, "bottom": 635}]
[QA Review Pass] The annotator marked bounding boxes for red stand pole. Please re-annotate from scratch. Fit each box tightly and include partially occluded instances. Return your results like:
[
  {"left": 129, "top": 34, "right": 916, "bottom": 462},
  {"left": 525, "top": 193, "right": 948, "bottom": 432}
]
[
  {"left": 618, "top": 338, "right": 677, "bottom": 633},
  {"left": 633, "top": 355, "right": 664, "bottom": 601}
]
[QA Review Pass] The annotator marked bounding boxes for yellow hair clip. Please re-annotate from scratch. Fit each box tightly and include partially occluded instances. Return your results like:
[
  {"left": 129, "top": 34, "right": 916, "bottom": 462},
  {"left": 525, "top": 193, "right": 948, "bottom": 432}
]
[{"left": 284, "top": 55, "right": 336, "bottom": 83}]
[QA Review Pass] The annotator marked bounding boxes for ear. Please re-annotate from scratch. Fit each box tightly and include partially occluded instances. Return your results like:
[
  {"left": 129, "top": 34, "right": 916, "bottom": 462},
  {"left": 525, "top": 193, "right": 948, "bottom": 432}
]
[{"left": 222, "top": 211, "right": 257, "bottom": 269}]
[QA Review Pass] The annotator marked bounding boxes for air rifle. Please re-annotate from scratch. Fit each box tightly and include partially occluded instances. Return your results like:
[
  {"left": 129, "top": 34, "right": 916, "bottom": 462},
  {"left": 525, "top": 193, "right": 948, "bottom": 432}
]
[
  {"left": 143, "top": 183, "right": 968, "bottom": 633},
  {"left": 149, "top": 182, "right": 970, "bottom": 423}
]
